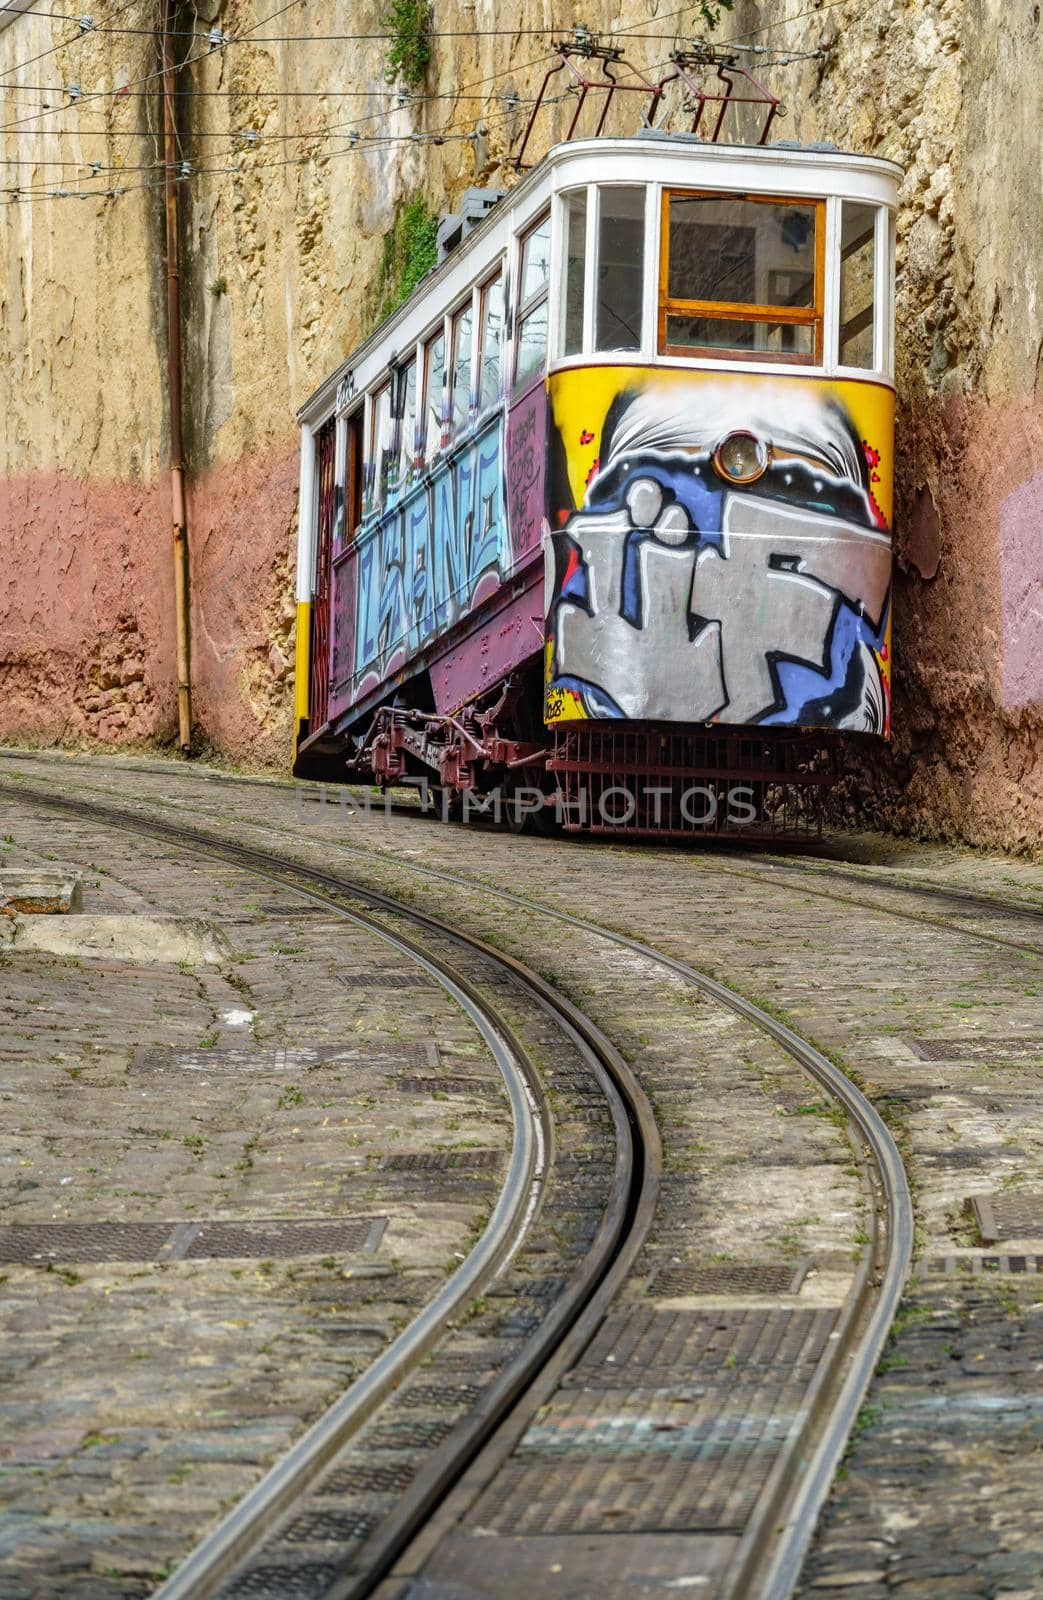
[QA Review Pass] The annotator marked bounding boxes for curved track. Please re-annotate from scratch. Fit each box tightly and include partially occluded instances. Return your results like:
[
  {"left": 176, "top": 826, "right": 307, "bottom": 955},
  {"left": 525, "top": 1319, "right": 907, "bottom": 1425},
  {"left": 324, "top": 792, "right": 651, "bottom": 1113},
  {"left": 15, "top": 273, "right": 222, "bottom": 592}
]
[{"left": 1, "top": 774, "right": 914, "bottom": 1599}]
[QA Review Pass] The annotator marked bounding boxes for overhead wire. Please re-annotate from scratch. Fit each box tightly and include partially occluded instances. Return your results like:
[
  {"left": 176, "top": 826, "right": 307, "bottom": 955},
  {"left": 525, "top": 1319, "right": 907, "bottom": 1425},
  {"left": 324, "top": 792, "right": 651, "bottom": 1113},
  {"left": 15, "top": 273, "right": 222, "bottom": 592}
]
[
  {"left": 0, "top": 0, "right": 857, "bottom": 204},
  {"left": 0, "top": 0, "right": 309, "bottom": 132}
]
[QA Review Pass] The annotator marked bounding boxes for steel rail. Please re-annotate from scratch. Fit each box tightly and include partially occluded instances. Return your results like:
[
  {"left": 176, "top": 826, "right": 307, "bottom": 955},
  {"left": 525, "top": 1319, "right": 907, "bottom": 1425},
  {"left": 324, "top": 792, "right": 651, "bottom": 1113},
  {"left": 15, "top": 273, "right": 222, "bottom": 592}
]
[
  {"left": 3, "top": 751, "right": 1042, "bottom": 943},
  {"left": 3, "top": 776, "right": 910, "bottom": 1596},
  {"left": 146, "top": 875, "right": 548, "bottom": 1600},
  {"left": 0, "top": 782, "right": 660, "bottom": 1600}
]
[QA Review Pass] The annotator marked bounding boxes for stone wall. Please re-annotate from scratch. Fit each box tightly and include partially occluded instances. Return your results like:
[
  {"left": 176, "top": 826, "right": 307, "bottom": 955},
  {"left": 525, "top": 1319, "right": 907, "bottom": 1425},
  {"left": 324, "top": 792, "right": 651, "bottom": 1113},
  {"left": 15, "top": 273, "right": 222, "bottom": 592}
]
[{"left": 1, "top": 0, "right": 1041, "bottom": 848}]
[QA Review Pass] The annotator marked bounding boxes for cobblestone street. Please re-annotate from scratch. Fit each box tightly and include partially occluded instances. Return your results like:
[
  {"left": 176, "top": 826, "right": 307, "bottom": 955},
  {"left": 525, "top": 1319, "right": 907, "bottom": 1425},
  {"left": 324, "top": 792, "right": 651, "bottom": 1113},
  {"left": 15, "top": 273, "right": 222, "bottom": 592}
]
[{"left": 1, "top": 750, "right": 1042, "bottom": 1598}]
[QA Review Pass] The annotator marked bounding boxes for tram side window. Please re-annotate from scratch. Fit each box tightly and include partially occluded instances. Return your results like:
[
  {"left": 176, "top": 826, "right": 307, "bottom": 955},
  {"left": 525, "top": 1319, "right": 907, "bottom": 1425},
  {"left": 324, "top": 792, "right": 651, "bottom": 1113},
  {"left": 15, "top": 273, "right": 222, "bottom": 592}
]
[
  {"left": 451, "top": 302, "right": 474, "bottom": 438},
  {"left": 424, "top": 327, "right": 446, "bottom": 464},
  {"left": 371, "top": 382, "right": 394, "bottom": 510},
  {"left": 562, "top": 190, "right": 587, "bottom": 356},
  {"left": 660, "top": 191, "right": 822, "bottom": 362},
  {"left": 515, "top": 212, "right": 550, "bottom": 391},
  {"left": 839, "top": 201, "right": 877, "bottom": 370},
  {"left": 596, "top": 187, "right": 644, "bottom": 352},
  {"left": 479, "top": 274, "right": 503, "bottom": 412},
  {"left": 398, "top": 357, "right": 417, "bottom": 487}
]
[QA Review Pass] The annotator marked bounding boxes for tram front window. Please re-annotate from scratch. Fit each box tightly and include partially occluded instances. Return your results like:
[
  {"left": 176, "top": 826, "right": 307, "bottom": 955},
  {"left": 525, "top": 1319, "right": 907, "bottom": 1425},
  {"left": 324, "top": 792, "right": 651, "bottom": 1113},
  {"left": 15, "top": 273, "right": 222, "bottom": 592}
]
[
  {"left": 839, "top": 201, "right": 877, "bottom": 369},
  {"left": 596, "top": 187, "right": 644, "bottom": 352},
  {"left": 660, "top": 191, "right": 822, "bottom": 363},
  {"left": 515, "top": 211, "right": 550, "bottom": 391},
  {"left": 562, "top": 190, "right": 586, "bottom": 356}
]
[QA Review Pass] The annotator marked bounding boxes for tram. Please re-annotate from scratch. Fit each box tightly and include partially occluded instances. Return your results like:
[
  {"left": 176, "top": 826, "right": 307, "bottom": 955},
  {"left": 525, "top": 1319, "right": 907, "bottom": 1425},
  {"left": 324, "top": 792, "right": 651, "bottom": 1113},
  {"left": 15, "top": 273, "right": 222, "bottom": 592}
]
[{"left": 292, "top": 125, "right": 899, "bottom": 837}]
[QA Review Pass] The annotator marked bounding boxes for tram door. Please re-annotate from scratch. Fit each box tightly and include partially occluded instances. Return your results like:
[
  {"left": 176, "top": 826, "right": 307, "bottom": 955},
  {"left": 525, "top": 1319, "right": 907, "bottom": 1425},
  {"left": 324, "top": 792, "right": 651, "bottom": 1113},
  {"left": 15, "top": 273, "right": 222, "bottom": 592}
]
[{"left": 309, "top": 416, "right": 337, "bottom": 731}]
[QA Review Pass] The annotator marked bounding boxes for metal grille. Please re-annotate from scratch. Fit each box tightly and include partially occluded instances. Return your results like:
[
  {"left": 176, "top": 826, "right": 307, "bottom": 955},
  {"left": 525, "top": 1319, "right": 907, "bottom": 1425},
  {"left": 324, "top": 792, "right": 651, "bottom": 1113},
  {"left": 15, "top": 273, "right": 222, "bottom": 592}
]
[
  {"left": 913, "top": 1036, "right": 1043, "bottom": 1062},
  {"left": 220, "top": 1562, "right": 342, "bottom": 1599},
  {"left": 320, "top": 1460, "right": 417, "bottom": 1495},
  {"left": 400, "top": 1381, "right": 485, "bottom": 1408},
  {"left": 131, "top": 1044, "right": 424, "bottom": 1074},
  {"left": 547, "top": 725, "right": 835, "bottom": 839},
  {"left": 278, "top": 1509, "right": 377, "bottom": 1545},
  {"left": 969, "top": 1194, "right": 1043, "bottom": 1243},
  {"left": 363, "top": 1417, "right": 456, "bottom": 1450},
  {"left": 393, "top": 1075, "right": 493, "bottom": 1096},
  {"left": 920, "top": 1254, "right": 1043, "bottom": 1277},
  {"left": 0, "top": 1216, "right": 386, "bottom": 1263},
  {"left": 309, "top": 414, "right": 338, "bottom": 733},
  {"left": 648, "top": 1260, "right": 808, "bottom": 1297},
  {"left": 575, "top": 1306, "right": 838, "bottom": 1381},
  {"left": 470, "top": 1456, "right": 768, "bottom": 1535},
  {"left": 380, "top": 1149, "right": 501, "bottom": 1171},
  {"left": 336, "top": 972, "right": 436, "bottom": 991}
]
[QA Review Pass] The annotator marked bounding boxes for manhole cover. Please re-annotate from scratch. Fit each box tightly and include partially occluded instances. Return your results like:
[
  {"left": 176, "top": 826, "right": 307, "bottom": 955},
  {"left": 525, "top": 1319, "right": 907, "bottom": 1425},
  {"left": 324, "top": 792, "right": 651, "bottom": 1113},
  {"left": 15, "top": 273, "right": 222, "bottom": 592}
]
[
  {"left": 648, "top": 1261, "right": 808, "bottom": 1297},
  {"left": 0, "top": 1216, "right": 386, "bottom": 1263},
  {"left": 380, "top": 1150, "right": 501, "bottom": 1171},
  {"left": 968, "top": 1193, "right": 1043, "bottom": 1243}
]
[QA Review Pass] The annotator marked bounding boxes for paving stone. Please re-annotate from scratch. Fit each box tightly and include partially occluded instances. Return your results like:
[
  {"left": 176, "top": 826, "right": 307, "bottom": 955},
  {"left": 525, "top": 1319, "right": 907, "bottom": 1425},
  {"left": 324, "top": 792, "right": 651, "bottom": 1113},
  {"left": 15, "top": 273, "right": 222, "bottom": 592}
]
[{"left": 5, "top": 754, "right": 1043, "bottom": 1596}]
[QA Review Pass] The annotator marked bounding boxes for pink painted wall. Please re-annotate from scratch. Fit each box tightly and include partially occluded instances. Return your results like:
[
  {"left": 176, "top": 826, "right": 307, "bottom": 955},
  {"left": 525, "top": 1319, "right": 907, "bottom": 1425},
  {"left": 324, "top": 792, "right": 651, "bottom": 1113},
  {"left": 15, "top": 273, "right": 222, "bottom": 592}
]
[
  {"left": 999, "top": 471, "right": 1043, "bottom": 712},
  {"left": 0, "top": 473, "right": 177, "bottom": 747},
  {"left": 187, "top": 446, "right": 299, "bottom": 766}
]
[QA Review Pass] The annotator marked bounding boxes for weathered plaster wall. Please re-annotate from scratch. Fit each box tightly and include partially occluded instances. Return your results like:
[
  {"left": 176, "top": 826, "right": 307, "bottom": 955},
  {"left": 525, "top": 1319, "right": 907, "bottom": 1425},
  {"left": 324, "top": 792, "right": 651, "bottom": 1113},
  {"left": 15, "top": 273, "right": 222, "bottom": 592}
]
[
  {"left": 2, "top": 0, "right": 1041, "bottom": 847},
  {"left": 749, "top": 0, "right": 1043, "bottom": 848},
  {"left": 0, "top": 6, "right": 174, "bottom": 745}
]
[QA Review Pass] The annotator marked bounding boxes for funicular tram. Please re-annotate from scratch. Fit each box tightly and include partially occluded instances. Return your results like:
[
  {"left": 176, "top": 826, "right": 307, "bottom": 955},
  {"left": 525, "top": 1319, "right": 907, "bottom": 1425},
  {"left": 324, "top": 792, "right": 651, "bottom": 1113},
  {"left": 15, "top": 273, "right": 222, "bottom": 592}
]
[{"left": 292, "top": 42, "right": 900, "bottom": 838}]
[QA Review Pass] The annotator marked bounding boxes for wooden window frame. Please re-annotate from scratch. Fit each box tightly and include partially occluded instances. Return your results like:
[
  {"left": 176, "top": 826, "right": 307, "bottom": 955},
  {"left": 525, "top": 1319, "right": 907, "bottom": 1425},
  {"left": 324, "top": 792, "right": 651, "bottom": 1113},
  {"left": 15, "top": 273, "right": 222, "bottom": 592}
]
[{"left": 658, "top": 188, "right": 826, "bottom": 366}]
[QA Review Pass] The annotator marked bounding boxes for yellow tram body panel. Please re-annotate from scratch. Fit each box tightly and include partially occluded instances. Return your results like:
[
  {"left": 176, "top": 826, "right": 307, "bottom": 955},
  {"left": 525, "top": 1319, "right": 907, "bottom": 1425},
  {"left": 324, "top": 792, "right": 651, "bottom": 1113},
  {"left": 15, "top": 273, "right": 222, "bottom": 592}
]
[{"left": 543, "top": 365, "right": 895, "bottom": 736}]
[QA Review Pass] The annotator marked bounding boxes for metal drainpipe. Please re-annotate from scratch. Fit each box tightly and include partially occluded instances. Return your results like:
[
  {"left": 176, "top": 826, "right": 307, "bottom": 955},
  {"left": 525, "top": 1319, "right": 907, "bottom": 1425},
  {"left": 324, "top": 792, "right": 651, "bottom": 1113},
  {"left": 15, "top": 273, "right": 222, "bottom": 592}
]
[{"left": 162, "top": 0, "right": 192, "bottom": 751}]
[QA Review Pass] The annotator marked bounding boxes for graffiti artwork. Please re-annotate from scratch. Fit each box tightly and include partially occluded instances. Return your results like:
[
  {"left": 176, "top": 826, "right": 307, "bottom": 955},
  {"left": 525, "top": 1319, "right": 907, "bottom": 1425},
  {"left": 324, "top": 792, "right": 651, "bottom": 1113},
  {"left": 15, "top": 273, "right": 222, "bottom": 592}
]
[{"left": 545, "top": 369, "right": 894, "bottom": 735}]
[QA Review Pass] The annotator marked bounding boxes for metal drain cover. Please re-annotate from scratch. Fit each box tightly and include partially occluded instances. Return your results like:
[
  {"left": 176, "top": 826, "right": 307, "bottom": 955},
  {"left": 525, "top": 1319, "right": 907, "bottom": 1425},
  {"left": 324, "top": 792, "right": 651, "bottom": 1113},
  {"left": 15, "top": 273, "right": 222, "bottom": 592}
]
[
  {"left": 380, "top": 1149, "right": 501, "bottom": 1171},
  {"left": 921, "top": 1253, "right": 1043, "bottom": 1276},
  {"left": 219, "top": 1561, "right": 342, "bottom": 1599},
  {"left": 648, "top": 1260, "right": 808, "bottom": 1297},
  {"left": 393, "top": 1075, "right": 494, "bottom": 1096},
  {"left": 0, "top": 1216, "right": 386, "bottom": 1263},
  {"left": 131, "top": 1044, "right": 427, "bottom": 1073},
  {"left": 469, "top": 1456, "right": 767, "bottom": 1535},
  {"left": 913, "top": 1036, "right": 1043, "bottom": 1062},
  {"left": 969, "top": 1193, "right": 1043, "bottom": 1243}
]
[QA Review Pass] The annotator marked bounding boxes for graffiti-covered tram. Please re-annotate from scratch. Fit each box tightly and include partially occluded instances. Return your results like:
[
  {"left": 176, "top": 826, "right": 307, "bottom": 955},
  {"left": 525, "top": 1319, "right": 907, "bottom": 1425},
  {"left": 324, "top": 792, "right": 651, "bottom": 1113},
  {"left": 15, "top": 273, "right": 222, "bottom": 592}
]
[{"left": 293, "top": 133, "right": 899, "bottom": 837}]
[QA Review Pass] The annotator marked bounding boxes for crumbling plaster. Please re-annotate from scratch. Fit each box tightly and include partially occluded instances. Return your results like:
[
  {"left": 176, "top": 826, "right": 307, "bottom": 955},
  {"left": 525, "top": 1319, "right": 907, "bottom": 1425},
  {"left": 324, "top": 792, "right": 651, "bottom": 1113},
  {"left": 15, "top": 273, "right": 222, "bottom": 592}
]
[{"left": 1, "top": 0, "right": 1040, "bottom": 849}]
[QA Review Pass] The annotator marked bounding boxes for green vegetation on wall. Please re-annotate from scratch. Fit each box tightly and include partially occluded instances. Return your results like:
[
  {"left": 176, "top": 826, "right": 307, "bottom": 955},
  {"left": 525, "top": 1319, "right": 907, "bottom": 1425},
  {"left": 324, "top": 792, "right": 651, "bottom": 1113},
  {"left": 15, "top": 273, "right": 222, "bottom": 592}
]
[
  {"left": 697, "top": 0, "right": 734, "bottom": 29},
  {"left": 382, "top": 0, "right": 434, "bottom": 87},
  {"left": 374, "top": 196, "right": 439, "bottom": 327}
]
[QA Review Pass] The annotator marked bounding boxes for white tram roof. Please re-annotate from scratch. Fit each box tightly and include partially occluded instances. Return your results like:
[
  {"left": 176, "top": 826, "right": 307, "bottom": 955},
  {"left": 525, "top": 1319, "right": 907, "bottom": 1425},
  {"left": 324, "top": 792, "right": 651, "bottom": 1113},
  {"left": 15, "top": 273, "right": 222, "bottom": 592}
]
[{"left": 297, "top": 133, "right": 902, "bottom": 430}]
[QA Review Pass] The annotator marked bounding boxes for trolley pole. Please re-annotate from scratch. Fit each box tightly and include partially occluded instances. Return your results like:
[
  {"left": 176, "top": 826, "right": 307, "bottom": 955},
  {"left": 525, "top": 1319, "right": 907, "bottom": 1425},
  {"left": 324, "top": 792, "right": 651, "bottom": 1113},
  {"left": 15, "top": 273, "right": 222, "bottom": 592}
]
[{"left": 162, "top": 0, "right": 192, "bottom": 752}]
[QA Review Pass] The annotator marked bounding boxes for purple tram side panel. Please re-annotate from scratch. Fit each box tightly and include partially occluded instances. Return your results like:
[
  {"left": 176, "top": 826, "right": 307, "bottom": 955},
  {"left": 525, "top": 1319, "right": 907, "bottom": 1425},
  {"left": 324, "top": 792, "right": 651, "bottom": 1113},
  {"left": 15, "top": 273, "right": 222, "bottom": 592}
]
[
  {"left": 505, "top": 382, "right": 547, "bottom": 567},
  {"left": 329, "top": 543, "right": 359, "bottom": 723}
]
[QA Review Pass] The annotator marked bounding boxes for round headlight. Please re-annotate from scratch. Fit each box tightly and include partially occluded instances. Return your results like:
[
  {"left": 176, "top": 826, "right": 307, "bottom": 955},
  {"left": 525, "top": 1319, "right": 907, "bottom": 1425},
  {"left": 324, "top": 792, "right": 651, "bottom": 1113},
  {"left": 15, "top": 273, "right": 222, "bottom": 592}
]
[{"left": 712, "top": 431, "right": 770, "bottom": 485}]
